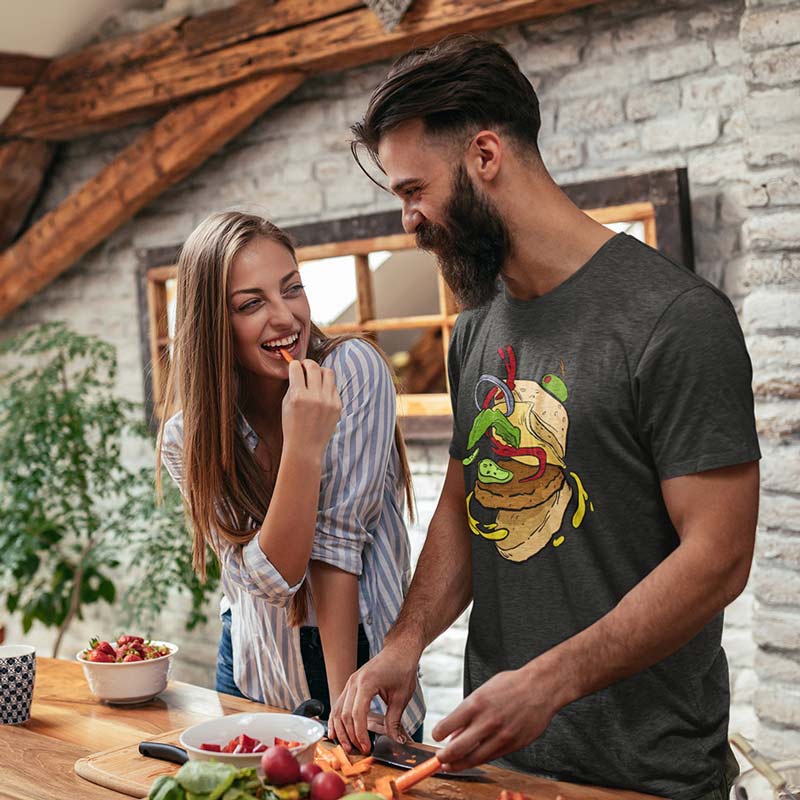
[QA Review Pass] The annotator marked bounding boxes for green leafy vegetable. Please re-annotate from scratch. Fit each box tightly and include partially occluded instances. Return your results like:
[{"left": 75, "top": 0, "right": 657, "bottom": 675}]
[
  {"left": 177, "top": 762, "right": 237, "bottom": 799},
  {"left": 149, "top": 775, "right": 185, "bottom": 800},
  {"left": 467, "top": 408, "right": 521, "bottom": 450}
]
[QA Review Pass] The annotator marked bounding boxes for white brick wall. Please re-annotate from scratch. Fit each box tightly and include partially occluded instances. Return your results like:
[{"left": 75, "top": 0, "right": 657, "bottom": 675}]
[
  {"left": 2, "top": 0, "right": 798, "bottom": 760},
  {"left": 739, "top": 0, "right": 800, "bottom": 762}
]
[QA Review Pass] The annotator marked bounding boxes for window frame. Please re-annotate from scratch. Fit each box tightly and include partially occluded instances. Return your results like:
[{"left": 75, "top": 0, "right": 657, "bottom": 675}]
[{"left": 137, "top": 168, "right": 693, "bottom": 437}]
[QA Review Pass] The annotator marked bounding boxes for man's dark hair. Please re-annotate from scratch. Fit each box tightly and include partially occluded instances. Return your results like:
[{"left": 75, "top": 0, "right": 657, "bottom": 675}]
[{"left": 351, "top": 35, "right": 542, "bottom": 184}]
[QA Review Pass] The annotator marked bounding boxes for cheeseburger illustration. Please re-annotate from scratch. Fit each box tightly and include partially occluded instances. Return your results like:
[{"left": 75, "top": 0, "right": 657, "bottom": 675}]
[{"left": 465, "top": 346, "right": 573, "bottom": 563}]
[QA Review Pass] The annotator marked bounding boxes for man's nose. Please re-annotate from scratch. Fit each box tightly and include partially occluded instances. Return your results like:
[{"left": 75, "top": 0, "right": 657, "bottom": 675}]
[{"left": 402, "top": 207, "right": 424, "bottom": 234}]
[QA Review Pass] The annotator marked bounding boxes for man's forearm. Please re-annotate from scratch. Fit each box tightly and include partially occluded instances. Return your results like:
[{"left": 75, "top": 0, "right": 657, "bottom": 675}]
[{"left": 387, "top": 461, "right": 473, "bottom": 657}]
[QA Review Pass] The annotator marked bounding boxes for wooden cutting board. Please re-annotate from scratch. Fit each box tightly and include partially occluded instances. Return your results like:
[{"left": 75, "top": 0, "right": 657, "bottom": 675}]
[
  {"left": 75, "top": 729, "right": 664, "bottom": 800},
  {"left": 74, "top": 727, "right": 186, "bottom": 797}
]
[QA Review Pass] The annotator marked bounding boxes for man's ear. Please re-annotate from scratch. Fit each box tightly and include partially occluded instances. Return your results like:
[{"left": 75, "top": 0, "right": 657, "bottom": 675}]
[{"left": 468, "top": 130, "right": 502, "bottom": 183}]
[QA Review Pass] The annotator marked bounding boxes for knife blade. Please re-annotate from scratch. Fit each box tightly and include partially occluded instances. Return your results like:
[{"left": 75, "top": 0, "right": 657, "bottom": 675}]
[{"left": 370, "top": 735, "right": 488, "bottom": 780}]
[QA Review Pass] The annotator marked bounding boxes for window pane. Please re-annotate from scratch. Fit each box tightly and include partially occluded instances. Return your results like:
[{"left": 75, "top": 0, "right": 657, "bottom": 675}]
[
  {"left": 165, "top": 278, "right": 177, "bottom": 356},
  {"left": 605, "top": 219, "right": 645, "bottom": 241},
  {"left": 299, "top": 255, "right": 357, "bottom": 327},
  {"left": 371, "top": 249, "right": 439, "bottom": 318}
]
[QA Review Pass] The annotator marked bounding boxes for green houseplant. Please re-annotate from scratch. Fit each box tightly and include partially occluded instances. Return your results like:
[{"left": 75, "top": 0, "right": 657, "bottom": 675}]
[{"left": 0, "top": 322, "right": 218, "bottom": 656}]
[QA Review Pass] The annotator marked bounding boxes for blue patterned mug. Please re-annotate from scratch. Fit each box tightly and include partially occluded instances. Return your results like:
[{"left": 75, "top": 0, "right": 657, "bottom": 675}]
[{"left": 0, "top": 645, "right": 36, "bottom": 724}]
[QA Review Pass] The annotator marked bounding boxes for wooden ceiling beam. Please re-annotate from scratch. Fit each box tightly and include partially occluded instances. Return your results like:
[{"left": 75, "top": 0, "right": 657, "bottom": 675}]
[
  {"left": 0, "top": 72, "right": 303, "bottom": 318},
  {"left": 0, "top": 52, "right": 50, "bottom": 88},
  {"left": 40, "top": 0, "right": 358, "bottom": 84},
  {"left": 0, "top": 139, "right": 55, "bottom": 248},
  {"left": 1, "top": 0, "right": 605, "bottom": 140}
]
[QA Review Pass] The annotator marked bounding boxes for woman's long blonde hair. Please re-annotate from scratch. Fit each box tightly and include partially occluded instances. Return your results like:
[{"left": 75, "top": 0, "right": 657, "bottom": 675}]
[{"left": 156, "top": 211, "right": 415, "bottom": 626}]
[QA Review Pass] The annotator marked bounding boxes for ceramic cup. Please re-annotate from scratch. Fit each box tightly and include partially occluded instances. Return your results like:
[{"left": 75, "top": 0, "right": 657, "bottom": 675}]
[{"left": 0, "top": 645, "right": 36, "bottom": 724}]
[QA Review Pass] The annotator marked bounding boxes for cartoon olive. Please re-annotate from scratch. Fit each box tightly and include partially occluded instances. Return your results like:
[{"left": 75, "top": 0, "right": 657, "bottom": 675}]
[{"left": 542, "top": 373, "right": 567, "bottom": 402}]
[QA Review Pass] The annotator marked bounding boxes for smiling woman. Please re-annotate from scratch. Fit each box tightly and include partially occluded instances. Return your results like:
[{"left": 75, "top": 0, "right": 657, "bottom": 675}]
[{"left": 155, "top": 211, "right": 426, "bottom": 739}]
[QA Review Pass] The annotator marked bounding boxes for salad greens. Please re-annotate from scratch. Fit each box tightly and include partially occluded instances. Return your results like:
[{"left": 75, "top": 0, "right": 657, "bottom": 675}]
[{"left": 147, "top": 762, "right": 310, "bottom": 800}]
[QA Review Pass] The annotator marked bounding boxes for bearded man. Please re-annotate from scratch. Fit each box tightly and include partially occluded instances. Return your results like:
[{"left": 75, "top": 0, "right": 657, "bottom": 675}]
[{"left": 329, "top": 35, "right": 760, "bottom": 800}]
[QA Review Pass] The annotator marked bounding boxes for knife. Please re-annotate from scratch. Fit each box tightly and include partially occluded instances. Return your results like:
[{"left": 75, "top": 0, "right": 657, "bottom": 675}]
[{"left": 370, "top": 735, "right": 488, "bottom": 780}]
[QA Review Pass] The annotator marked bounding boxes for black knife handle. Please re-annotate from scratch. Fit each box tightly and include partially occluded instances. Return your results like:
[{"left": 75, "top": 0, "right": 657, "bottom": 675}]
[
  {"left": 292, "top": 698, "right": 325, "bottom": 719},
  {"left": 139, "top": 741, "right": 189, "bottom": 765}
]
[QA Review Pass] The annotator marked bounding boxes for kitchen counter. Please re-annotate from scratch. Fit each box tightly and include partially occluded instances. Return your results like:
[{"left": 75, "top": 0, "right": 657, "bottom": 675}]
[{"left": 0, "top": 658, "right": 662, "bottom": 799}]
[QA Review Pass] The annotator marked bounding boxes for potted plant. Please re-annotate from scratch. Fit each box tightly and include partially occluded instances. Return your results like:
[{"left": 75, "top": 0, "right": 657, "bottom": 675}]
[{"left": 0, "top": 322, "right": 218, "bottom": 657}]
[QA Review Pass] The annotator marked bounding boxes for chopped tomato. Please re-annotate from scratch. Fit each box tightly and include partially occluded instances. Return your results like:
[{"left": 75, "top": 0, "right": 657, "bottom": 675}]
[
  {"left": 275, "top": 737, "right": 302, "bottom": 749},
  {"left": 199, "top": 743, "right": 222, "bottom": 752},
  {"left": 222, "top": 733, "right": 261, "bottom": 753}
]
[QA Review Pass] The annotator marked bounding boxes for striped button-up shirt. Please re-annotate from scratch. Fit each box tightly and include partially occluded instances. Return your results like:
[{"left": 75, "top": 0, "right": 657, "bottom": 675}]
[{"left": 162, "top": 339, "right": 425, "bottom": 734}]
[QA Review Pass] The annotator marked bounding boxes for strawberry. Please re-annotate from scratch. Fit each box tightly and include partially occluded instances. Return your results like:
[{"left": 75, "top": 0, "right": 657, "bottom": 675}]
[
  {"left": 117, "top": 635, "right": 145, "bottom": 646},
  {"left": 123, "top": 653, "right": 143, "bottom": 662},
  {"left": 89, "top": 637, "right": 116, "bottom": 657},
  {"left": 86, "top": 649, "right": 115, "bottom": 663}
]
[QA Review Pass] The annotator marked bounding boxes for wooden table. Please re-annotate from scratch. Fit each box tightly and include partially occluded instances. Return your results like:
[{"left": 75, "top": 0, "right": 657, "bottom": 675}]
[{"left": 1, "top": 658, "right": 661, "bottom": 799}]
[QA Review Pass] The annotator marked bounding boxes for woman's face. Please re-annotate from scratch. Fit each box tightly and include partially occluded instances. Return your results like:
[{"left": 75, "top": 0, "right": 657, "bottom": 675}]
[{"left": 227, "top": 236, "right": 310, "bottom": 382}]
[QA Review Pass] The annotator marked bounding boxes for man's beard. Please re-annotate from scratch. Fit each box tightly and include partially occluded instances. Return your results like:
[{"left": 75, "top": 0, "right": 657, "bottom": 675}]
[{"left": 415, "top": 164, "right": 511, "bottom": 310}]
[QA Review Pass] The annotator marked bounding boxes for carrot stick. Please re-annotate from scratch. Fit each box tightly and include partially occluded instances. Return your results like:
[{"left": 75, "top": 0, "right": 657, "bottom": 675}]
[
  {"left": 393, "top": 755, "right": 441, "bottom": 792},
  {"left": 374, "top": 776, "right": 397, "bottom": 799},
  {"left": 340, "top": 756, "right": 374, "bottom": 776},
  {"left": 330, "top": 744, "right": 352, "bottom": 770},
  {"left": 279, "top": 348, "right": 294, "bottom": 363}
]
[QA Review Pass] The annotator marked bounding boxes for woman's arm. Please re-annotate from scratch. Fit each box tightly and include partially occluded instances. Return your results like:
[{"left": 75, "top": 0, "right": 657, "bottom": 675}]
[
  {"left": 309, "top": 560, "right": 360, "bottom": 705},
  {"left": 255, "top": 359, "right": 341, "bottom": 587},
  {"left": 307, "top": 340, "right": 399, "bottom": 707}
]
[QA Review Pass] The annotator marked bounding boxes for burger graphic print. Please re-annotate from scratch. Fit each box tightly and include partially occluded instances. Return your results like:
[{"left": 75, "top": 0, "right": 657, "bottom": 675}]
[{"left": 463, "top": 345, "right": 593, "bottom": 563}]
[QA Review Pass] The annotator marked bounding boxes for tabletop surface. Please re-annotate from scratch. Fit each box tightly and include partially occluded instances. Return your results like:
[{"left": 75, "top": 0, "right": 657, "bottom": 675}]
[{"left": 1, "top": 657, "right": 663, "bottom": 800}]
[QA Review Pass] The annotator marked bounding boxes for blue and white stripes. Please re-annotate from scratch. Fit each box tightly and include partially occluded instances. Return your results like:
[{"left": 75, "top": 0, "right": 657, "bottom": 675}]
[{"left": 162, "top": 338, "right": 425, "bottom": 734}]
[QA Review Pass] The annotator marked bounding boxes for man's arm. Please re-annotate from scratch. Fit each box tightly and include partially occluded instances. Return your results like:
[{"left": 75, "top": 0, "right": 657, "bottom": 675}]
[
  {"left": 329, "top": 457, "right": 473, "bottom": 752},
  {"left": 434, "top": 460, "right": 759, "bottom": 771},
  {"left": 386, "top": 457, "right": 474, "bottom": 653}
]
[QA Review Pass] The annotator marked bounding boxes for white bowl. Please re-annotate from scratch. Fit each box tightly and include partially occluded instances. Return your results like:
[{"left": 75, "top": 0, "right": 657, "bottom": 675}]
[
  {"left": 179, "top": 711, "right": 325, "bottom": 771},
  {"left": 76, "top": 640, "right": 178, "bottom": 704}
]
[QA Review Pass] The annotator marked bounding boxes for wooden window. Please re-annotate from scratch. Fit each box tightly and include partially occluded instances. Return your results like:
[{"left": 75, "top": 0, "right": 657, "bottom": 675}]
[
  {"left": 295, "top": 234, "right": 457, "bottom": 418},
  {"left": 143, "top": 266, "right": 177, "bottom": 424},
  {"left": 138, "top": 168, "right": 693, "bottom": 436}
]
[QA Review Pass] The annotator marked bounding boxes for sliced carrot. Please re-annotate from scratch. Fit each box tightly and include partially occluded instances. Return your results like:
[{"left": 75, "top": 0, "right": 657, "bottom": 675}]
[
  {"left": 340, "top": 756, "right": 374, "bottom": 776},
  {"left": 314, "top": 745, "right": 342, "bottom": 768},
  {"left": 393, "top": 755, "right": 441, "bottom": 792},
  {"left": 330, "top": 744, "right": 353, "bottom": 772},
  {"left": 374, "top": 776, "right": 397, "bottom": 799}
]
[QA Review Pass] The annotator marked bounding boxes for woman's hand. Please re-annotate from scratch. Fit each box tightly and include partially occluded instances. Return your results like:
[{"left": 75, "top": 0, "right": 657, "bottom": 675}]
[{"left": 282, "top": 359, "right": 342, "bottom": 456}]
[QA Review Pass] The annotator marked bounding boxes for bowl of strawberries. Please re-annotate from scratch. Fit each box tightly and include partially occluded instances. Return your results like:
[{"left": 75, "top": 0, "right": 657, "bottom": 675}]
[{"left": 76, "top": 634, "right": 178, "bottom": 704}]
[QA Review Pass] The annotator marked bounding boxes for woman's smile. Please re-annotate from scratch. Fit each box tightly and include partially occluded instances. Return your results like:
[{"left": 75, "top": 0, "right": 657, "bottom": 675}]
[{"left": 260, "top": 330, "right": 302, "bottom": 361}]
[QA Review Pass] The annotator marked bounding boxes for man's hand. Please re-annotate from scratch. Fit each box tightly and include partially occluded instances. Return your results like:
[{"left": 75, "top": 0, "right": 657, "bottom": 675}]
[
  {"left": 432, "top": 663, "right": 565, "bottom": 773},
  {"left": 329, "top": 643, "right": 420, "bottom": 755}
]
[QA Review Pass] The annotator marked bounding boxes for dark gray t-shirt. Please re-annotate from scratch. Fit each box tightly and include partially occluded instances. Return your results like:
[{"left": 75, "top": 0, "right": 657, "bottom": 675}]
[{"left": 447, "top": 233, "right": 760, "bottom": 800}]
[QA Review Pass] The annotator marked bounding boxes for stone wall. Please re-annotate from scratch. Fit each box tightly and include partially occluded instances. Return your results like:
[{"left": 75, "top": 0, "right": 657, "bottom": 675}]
[
  {"left": 738, "top": 0, "right": 800, "bottom": 761},
  {"left": 2, "top": 0, "right": 798, "bottom": 758}
]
